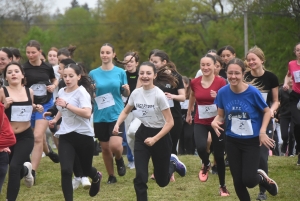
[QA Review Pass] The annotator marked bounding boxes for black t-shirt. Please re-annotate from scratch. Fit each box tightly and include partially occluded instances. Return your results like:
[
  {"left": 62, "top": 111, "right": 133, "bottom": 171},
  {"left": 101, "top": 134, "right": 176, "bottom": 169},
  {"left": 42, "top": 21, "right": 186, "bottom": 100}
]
[
  {"left": 155, "top": 71, "right": 184, "bottom": 118},
  {"left": 125, "top": 70, "right": 138, "bottom": 108},
  {"left": 244, "top": 71, "right": 279, "bottom": 107},
  {"left": 23, "top": 61, "right": 55, "bottom": 104}
]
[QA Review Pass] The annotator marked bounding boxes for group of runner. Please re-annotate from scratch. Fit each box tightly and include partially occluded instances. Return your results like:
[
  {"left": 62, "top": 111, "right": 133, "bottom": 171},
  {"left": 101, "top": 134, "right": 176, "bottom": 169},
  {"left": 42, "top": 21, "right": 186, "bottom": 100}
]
[{"left": 1, "top": 41, "right": 300, "bottom": 201}]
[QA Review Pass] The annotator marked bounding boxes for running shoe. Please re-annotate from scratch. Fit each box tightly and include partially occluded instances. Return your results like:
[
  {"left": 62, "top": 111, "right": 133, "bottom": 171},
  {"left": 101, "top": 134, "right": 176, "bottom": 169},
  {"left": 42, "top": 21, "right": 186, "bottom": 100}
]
[
  {"left": 23, "top": 162, "right": 34, "bottom": 188},
  {"left": 46, "top": 150, "right": 59, "bottom": 163},
  {"left": 211, "top": 165, "right": 218, "bottom": 175},
  {"left": 170, "top": 154, "right": 187, "bottom": 177},
  {"left": 127, "top": 161, "right": 135, "bottom": 169},
  {"left": 199, "top": 163, "right": 210, "bottom": 182},
  {"left": 257, "top": 169, "right": 278, "bottom": 196},
  {"left": 107, "top": 175, "right": 117, "bottom": 184},
  {"left": 219, "top": 186, "right": 230, "bottom": 196},
  {"left": 89, "top": 172, "right": 102, "bottom": 197},
  {"left": 115, "top": 157, "right": 126, "bottom": 176},
  {"left": 81, "top": 177, "right": 91, "bottom": 189},
  {"left": 72, "top": 177, "right": 81, "bottom": 190},
  {"left": 256, "top": 192, "right": 267, "bottom": 200}
]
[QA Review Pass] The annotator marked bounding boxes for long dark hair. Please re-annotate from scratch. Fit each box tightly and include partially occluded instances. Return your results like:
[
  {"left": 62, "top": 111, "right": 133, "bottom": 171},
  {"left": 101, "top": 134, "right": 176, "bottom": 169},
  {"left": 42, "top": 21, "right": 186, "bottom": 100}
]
[{"left": 64, "top": 63, "right": 94, "bottom": 98}]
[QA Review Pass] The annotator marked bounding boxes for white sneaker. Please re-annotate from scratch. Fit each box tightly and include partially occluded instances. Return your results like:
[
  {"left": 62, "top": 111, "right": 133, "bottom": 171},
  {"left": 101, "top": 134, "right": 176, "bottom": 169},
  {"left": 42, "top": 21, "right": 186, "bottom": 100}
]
[
  {"left": 128, "top": 161, "right": 135, "bottom": 169},
  {"left": 81, "top": 177, "right": 91, "bottom": 189},
  {"left": 23, "top": 162, "right": 34, "bottom": 188},
  {"left": 72, "top": 177, "right": 81, "bottom": 190}
]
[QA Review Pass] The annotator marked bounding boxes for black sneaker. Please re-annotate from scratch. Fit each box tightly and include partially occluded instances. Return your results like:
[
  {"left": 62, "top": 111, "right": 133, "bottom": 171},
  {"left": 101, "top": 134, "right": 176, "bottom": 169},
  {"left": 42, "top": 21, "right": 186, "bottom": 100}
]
[
  {"left": 89, "top": 172, "right": 102, "bottom": 197},
  {"left": 107, "top": 175, "right": 117, "bottom": 184},
  {"left": 211, "top": 165, "right": 218, "bottom": 175},
  {"left": 115, "top": 157, "right": 126, "bottom": 176},
  {"left": 297, "top": 154, "right": 300, "bottom": 165},
  {"left": 46, "top": 151, "right": 59, "bottom": 163},
  {"left": 256, "top": 192, "right": 267, "bottom": 200},
  {"left": 258, "top": 169, "right": 278, "bottom": 196}
]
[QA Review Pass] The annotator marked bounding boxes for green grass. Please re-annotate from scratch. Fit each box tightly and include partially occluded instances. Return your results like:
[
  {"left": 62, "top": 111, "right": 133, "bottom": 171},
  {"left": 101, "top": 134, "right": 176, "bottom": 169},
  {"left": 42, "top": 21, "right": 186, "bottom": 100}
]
[{"left": 1, "top": 154, "right": 299, "bottom": 201}]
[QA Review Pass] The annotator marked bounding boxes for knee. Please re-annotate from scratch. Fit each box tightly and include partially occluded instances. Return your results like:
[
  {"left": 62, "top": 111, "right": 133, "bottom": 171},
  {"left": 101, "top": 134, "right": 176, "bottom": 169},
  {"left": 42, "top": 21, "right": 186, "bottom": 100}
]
[
  {"left": 243, "top": 176, "right": 258, "bottom": 188},
  {"left": 8, "top": 163, "right": 20, "bottom": 176},
  {"left": 61, "top": 167, "right": 73, "bottom": 177},
  {"left": 156, "top": 179, "right": 168, "bottom": 187}
]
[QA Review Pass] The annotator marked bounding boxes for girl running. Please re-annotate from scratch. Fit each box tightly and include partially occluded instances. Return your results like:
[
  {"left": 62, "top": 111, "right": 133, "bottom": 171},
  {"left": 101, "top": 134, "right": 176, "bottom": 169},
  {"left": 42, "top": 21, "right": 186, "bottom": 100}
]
[
  {"left": 186, "top": 54, "right": 228, "bottom": 196},
  {"left": 113, "top": 61, "right": 187, "bottom": 201},
  {"left": 1, "top": 62, "right": 43, "bottom": 201},
  {"left": 212, "top": 58, "right": 278, "bottom": 201},
  {"left": 48, "top": 63, "right": 102, "bottom": 200},
  {"left": 89, "top": 43, "right": 130, "bottom": 184}
]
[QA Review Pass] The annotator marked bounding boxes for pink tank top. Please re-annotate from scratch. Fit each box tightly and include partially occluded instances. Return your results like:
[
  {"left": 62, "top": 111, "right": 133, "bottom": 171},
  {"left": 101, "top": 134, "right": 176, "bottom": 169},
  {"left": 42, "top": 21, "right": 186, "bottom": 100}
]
[{"left": 288, "top": 60, "right": 300, "bottom": 94}]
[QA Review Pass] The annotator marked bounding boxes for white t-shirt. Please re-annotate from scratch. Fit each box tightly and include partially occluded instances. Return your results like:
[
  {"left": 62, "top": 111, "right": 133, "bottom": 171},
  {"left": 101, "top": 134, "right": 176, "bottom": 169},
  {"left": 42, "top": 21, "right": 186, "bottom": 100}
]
[
  {"left": 195, "top": 70, "right": 203, "bottom": 78},
  {"left": 128, "top": 86, "right": 170, "bottom": 128},
  {"left": 52, "top": 65, "right": 60, "bottom": 102},
  {"left": 55, "top": 86, "right": 94, "bottom": 137}
]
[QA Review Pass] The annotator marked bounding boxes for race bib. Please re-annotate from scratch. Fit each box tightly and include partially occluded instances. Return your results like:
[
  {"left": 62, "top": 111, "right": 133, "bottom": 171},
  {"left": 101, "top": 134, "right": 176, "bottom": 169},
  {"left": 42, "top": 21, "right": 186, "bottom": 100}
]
[
  {"left": 167, "top": 99, "right": 174, "bottom": 107},
  {"left": 95, "top": 93, "right": 115, "bottom": 110},
  {"left": 198, "top": 104, "right": 217, "bottom": 119},
  {"left": 231, "top": 117, "right": 253, "bottom": 136},
  {"left": 293, "top": 70, "right": 300, "bottom": 83},
  {"left": 261, "top": 92, "right": 268, "bottom": 102},
  {"left": 31, "top": 84, "right": 47, "bottom": 96},
  {"left": 11, "top": 105, "right": 33, "bottom": 122},
  {"left": 180, "top": 100, "right": 189, "bottom": 109}
]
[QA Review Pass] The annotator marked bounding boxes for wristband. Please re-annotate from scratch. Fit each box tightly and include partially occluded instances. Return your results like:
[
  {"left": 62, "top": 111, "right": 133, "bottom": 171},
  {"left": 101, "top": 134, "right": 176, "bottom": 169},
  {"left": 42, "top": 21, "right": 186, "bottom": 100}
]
[{"left": 65, "top": 103, "right": 69, "bottom": 109}]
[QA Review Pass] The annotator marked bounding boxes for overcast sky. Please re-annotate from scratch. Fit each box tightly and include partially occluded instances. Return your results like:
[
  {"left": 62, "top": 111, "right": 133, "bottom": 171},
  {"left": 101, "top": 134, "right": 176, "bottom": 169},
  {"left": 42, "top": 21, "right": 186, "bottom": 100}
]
[{"left": 51, "top": 0, "right": 97, "bottom": 14}]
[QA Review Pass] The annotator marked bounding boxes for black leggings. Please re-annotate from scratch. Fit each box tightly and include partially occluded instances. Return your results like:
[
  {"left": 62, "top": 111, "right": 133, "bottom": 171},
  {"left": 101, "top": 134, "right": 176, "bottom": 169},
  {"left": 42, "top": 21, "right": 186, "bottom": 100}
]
[
  {"left": 59, "top": 132, "right": 98, "bottom": 201},
  {"left": 7, "top": 127, "right": 34, "bottom": 201},
  {"left": 227, "top": 136, "right": 261, "bottom": 201},
  {"left": 169, "top": 117, "right": 183, "bottom": 155},
  {"left": 280, "top": 118, "right": 295, "bottom": 155},
  {"left": 194, "top": 123, "right": 225, "bottom": 186},
  {"left": 290, "top": 90, "right": 300, "bottom": 154},
  {"left": 134, "top": 124, "right": 173, "bottom": 201},
  {"left": 179, "top": 121, "right": 195, "bottom": 155}
]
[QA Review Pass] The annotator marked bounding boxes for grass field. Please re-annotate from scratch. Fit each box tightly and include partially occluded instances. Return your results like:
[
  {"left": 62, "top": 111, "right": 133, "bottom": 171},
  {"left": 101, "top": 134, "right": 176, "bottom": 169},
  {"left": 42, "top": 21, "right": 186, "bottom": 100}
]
[{"left": 1, "top": 153, "right": 299, "bottom": 201}]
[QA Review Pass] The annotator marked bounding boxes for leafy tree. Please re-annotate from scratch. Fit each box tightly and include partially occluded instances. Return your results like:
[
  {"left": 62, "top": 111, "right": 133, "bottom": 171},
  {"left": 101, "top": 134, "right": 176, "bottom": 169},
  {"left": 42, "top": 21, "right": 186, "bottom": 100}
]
[{"left": 71, "top": 0, "right": 80, "bottom": 8}]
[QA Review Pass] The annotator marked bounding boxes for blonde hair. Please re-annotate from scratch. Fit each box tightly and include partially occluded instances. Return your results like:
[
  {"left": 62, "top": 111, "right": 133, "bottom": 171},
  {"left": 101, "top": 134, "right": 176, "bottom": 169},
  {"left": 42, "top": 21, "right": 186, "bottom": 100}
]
[{"left": 246, "top": 45, "right": 266, "bottom": 70}]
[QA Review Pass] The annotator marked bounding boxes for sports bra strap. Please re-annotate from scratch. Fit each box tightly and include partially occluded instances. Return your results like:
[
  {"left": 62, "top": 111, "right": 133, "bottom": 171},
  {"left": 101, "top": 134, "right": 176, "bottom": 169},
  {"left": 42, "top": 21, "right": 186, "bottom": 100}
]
[{"left": 3, "top": 87, "right": 9, "bottom": 97}]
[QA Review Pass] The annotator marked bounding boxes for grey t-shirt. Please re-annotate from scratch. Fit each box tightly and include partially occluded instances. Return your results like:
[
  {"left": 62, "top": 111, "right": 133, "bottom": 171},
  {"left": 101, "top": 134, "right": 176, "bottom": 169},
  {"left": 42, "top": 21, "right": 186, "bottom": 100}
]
[{"left": 128, "top": 86, "right": 169, "bottom": 128}]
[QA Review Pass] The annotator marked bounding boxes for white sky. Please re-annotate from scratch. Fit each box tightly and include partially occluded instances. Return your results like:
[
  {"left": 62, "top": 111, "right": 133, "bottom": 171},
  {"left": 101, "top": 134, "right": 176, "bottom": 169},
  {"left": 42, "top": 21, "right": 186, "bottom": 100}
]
[{"left": 51, "top": 0, "right": 97, "bottom": 14}]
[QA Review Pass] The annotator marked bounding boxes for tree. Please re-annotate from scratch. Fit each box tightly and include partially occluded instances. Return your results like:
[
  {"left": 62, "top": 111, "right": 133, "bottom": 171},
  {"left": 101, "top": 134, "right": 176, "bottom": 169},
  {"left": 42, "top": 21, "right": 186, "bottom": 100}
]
[{"left": 71, "top": 0, "right": 80, "bottom": 8}]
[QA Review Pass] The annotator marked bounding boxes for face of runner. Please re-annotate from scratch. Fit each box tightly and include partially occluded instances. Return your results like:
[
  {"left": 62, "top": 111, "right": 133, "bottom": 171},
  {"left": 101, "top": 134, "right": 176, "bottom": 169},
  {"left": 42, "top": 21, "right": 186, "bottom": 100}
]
[
  {"left": 63, "top": 67, "right": 81, "bottom": 89},
  {"left": 0, "top": 51, "right": 12, "bottom": 71},
  {"left": 200, "top": 57, "right": 215, "bottom": 77},
  {"left": 221, "top": 49, "right": 235, "bottom": 65},
  {"left": 48, "top": 50, "right": 58, "bottom": 66},
  {"left": 100, "top": 45, "right": 115, "bottom": 65},
  {"left": 26, "top": 46, "right": 41, "bottom": 64},
  {"left": 139, "top": 64, "right": 156, "bottom": 89},
  {"left": 295, "top": 44, "right": 300, "bottom": 60},
  {"left": 6, "top": 64, "right": 24, "bottom": 85},
  {"left": 150, "top": 56, "right": 166, "bottom": 70},
  {"left": 246, "top": 52, "right": 263, "bottom": 71},
  {"left": 214, "top": 60, "right": 222, "bottom": 75},
  {"left": 124, "top": 55, "right": 138, "bottom": 73},
  {"left": 227, "top": 63, "right": 244, "bottom": 87}
]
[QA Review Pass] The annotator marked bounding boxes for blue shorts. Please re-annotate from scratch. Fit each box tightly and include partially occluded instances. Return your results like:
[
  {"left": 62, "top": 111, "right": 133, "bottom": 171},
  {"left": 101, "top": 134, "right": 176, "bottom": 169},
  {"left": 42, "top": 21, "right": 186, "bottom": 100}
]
[{"left": 31, "top": 98, "right": 53, "bottom": 128}]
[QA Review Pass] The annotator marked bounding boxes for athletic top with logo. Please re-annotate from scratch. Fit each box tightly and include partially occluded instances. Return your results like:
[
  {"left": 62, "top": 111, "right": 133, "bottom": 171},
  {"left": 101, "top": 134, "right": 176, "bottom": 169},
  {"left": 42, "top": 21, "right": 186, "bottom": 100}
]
[
  {"left": 3, "top": 87, "right": 33, "bottom": 122},
  {"left": 128, "top": 86, "right": 169, "bottom": 128},
  {"left": 244, "top": 71, "right": 279, "bottom": 106},
  {"left": 89, "top": 66, "right": 127, "bottom": 123},
  {"left": 215, "top": 85, "right": 268, "bottom": 139},
  {"left": 155, "top": 71, "right": 184, "bottom": 118},
  {"left": 23, "top": 61, "right": 55, "bottom": 104},
  {"left": 288, "top": 60, "right": 300, "bottom": 94},
  {"left": 55, "top": 86, "right": 94, "bottom": 137},
  {"left": 191, "top": 75, "right": 226, "bottom": 125}
]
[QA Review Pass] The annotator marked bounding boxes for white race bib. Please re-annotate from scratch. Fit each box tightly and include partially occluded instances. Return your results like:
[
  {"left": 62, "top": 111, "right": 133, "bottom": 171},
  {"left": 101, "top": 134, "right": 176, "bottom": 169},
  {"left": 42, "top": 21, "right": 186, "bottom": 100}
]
[
  {"left": 30, "top": 84, "right": 47, "bottom": 96},
  {"left": 261, "top": 92, "right": 268, "bottom": 102},
  {"left": 198, "top": 104, "right": 217, "bottom": 119},
  {"left": 132, "top": 108, "right": 159, "bottom": 125},
  {"left": 167, "top": 99, "right": 174, "bottom": 108},
  {"left": 231, "top": 117, "right": 253, "bottom": 136},
  {"left": 293, "top": 70, "right": 300, "bottom": 83},
  {"left": 180, "top": 100, "right": 189, "bottom": 109},
  {"left": 95, "top": 93, "right": 115, "bottom": 110},
  {"left": 11, "top": 105, "right": 33, "bottom": 122}
]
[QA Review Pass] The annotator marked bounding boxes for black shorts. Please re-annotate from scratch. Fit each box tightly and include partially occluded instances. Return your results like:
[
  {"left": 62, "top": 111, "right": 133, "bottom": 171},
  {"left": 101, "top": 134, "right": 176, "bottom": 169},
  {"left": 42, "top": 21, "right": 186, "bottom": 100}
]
[{"left": 94, "top": 121, "right": 124, "bottom": 142}]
